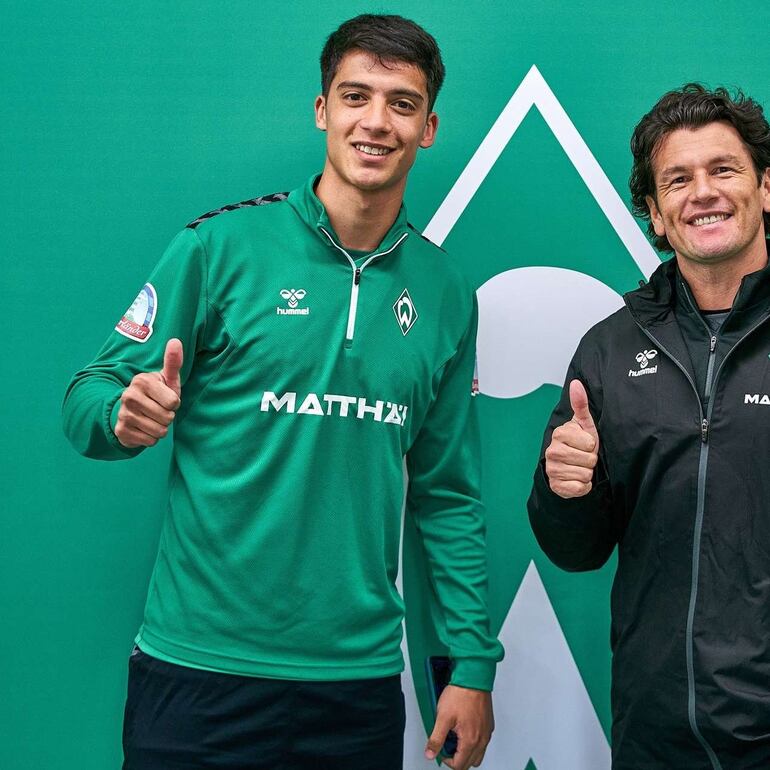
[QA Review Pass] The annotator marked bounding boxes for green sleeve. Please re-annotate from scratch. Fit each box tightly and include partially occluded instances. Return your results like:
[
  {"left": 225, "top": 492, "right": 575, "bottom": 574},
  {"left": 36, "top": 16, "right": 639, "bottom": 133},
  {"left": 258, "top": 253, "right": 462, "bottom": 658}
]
[
  {"left": 62, "top": 227, "right": 208, "bottom": 460},
  {"left": 406, "top": 295, "right": 504, "bottom": 691}
]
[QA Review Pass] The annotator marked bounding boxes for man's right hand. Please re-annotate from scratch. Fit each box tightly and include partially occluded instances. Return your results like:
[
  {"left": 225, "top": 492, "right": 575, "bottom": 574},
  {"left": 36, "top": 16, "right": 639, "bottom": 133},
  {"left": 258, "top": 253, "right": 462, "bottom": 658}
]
[
  {"left": 114, "top": 339, "right": 183, "bottom": 448},
  {"left": 545, "top": 379, "right": 600, "bottom": 499}
]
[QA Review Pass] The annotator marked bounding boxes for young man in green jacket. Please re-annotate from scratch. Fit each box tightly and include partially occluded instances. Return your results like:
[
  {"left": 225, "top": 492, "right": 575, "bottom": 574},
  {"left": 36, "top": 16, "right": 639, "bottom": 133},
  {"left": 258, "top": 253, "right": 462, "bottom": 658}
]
[{"left": 63, "top": 14, "right": 502, "bottom": 770}]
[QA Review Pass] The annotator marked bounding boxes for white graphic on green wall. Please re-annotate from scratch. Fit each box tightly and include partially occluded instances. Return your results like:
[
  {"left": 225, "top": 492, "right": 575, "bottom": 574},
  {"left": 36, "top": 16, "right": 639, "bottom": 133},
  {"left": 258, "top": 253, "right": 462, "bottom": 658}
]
[{"left": 403, "top": 64, "right": 662, "bottom": 769}]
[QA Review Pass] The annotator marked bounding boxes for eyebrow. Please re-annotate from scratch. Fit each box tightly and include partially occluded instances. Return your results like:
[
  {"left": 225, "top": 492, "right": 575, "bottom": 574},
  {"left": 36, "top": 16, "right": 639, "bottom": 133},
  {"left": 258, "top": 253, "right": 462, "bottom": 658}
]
[
  {"left": 659, "top": 154, "right": 745, "bottom": 180},
  {"left": 335, "top": 80, "right": 425, "bottom": 103}
]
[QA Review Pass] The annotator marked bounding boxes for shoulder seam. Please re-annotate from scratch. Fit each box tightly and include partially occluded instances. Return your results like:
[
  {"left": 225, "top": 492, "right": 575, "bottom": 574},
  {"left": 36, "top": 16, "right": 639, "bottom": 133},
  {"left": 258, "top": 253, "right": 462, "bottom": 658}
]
[
  {"left": 186, "top": 192, "right": 289, "bottom": 229},
  {"left": 187, "top": 227, "right": 210, "bottom": 345},
  {"left": 407, "top": 222, "right": 446, "bottom": 253}
]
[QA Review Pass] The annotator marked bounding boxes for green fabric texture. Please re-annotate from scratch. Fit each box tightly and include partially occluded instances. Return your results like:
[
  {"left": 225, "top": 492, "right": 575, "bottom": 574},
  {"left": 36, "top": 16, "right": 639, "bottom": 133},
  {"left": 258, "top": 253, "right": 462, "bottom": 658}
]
[{"left": 62, "top": 175, "right": 502, "bottom": 690}]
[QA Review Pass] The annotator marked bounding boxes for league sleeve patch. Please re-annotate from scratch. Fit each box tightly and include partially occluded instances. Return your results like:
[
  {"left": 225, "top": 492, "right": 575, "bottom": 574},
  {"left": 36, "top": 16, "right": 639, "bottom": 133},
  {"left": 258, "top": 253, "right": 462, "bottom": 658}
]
[{"left": 115, "top": 283, "right": 157, "bottom": 343}]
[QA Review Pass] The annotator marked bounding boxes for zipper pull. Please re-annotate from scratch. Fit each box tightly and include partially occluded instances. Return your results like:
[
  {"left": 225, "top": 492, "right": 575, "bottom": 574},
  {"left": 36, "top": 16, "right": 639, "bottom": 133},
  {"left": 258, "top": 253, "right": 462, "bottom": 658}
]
[
  {"left": 701, "top": 418, "right": 709, "bottom": 443},
  {"left": 354, "top": 268, "right": 361, "bottom": 285},
  {"left": 710, "top": 335, "right": 717, "bottom": 353}
]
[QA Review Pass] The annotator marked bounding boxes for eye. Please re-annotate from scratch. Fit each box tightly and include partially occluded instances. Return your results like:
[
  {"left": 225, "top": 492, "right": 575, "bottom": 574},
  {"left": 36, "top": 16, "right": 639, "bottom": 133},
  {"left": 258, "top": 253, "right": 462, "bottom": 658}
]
[
  {"left": 343, "top": 92, "right": 366, "bottom": 104},
  {"left": 392, "top": 99, "right": 417, "bottom": 112},
  {"left": 713, "top": 166, "right": 734, "bottom": 175}
]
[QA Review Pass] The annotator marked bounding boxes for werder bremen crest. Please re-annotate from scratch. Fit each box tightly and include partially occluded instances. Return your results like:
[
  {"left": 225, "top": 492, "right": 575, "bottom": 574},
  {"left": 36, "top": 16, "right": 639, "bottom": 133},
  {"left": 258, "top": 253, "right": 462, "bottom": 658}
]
[{"left": 393, "top": 288, "right": 418, "bottom": 336}]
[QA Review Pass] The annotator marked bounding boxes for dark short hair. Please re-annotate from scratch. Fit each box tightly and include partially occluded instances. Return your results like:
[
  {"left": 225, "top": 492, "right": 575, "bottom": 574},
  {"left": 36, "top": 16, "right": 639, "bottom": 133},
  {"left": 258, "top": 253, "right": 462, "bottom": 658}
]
[
  {"left": 629, "top": 83, "right": 770, "bottom": 252},
  {"left": 320, "top": 14, "right": 445, "bottom": 112}
]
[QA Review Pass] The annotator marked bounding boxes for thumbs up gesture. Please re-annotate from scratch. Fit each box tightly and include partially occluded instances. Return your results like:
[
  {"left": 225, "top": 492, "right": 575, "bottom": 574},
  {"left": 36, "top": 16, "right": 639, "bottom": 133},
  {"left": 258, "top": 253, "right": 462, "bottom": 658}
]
[
  {"left": 544, "top": 379, "right": 600, "bottom": 499},
  {"left": 114, "top": 339, "right": 184, "bottom": 449}
]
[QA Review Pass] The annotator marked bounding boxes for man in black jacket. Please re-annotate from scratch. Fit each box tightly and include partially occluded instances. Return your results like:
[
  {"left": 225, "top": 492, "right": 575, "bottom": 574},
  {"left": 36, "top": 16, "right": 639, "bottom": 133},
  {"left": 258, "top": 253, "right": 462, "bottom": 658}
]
[{"left": 528, "top": 85, "right": 770, "bottom": 769}]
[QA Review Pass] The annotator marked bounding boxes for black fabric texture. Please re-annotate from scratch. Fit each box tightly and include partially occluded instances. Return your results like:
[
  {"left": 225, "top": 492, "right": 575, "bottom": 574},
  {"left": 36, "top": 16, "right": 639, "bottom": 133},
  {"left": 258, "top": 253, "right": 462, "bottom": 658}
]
[{"left": 122, "top": 649, "right": 405, "bottom": 770}]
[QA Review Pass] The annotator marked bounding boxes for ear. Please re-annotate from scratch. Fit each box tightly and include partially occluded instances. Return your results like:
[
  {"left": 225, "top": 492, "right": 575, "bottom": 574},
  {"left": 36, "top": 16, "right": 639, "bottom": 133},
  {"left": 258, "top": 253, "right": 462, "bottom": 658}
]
[
  {"left": 419, "top": 112, "right": 439, "bottom": 149},
  {"left": 646, "top": 194, "right": 666, "bottom": 237},
  {"left": 315, "top": 95, "right": 327, "bottom": 131},
  {"left": 761, "top": 168, "right": 770, "bottom": 214}
]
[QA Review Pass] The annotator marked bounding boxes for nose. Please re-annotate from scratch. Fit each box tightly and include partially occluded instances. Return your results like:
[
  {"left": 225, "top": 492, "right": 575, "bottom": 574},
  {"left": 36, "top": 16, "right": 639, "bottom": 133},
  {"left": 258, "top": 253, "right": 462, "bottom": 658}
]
[
  {"left": 690, "top": 170, "right": 719, "bottom": 203},
  {"left": 359, "top": 97, "right": 391, "bottom": 134}
]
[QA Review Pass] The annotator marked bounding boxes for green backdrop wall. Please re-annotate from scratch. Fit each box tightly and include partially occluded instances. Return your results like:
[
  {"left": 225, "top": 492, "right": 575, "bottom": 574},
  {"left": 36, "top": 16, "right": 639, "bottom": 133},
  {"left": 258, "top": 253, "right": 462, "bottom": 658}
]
[{"left": 2, "top": 1, "right": 768, "bottom": 768}]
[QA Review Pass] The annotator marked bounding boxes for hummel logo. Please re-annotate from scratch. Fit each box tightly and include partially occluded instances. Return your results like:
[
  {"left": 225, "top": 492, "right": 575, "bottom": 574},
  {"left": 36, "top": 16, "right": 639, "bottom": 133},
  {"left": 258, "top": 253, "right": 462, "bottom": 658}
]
[
  {"left": 629, "top": 349, "right": 658, "bottom": 378},
  {"left": 635, "top": 349, "right": 657, "bottom": 368},
  {"left": 281, "top": 289, "right": 306, "bottom": 308},
  {"left": 277, "top": 288, "right": 309, "bottom": 316},
  {"left": 394, "top": 289, "right": 418, "bottom": 336}
]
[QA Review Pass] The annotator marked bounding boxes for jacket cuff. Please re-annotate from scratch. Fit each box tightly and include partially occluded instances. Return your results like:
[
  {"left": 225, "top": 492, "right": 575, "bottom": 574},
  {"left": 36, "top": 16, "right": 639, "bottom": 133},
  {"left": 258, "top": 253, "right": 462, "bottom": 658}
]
[
  {"left": 450, "top": 657, "right": 497, "bottom": 692},
  {"left": 532, "top": 460, "right": 609, "bottom": 525},
  {"left": 106, "top": 390, "right": 143, "bottom": 457}
]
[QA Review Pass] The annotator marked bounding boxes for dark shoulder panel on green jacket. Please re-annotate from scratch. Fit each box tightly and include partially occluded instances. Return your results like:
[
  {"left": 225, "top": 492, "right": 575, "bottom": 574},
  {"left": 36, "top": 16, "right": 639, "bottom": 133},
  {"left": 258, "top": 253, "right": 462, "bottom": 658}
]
[{"left": 186, "top": 192, "right": 290, "bottom": 229}]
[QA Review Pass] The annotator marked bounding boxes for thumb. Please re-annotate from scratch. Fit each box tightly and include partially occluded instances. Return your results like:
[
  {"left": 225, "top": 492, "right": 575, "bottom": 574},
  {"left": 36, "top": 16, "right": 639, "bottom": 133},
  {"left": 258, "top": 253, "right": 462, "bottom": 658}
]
[
  {"left": 161, "top": 338, "right": 184, "bottom": 397},
  {"left": 425, "top": 712, "right": 453, "bottom": 760},
  {"left": 569, "top": 379, "right": 598, "bottom": 440}
]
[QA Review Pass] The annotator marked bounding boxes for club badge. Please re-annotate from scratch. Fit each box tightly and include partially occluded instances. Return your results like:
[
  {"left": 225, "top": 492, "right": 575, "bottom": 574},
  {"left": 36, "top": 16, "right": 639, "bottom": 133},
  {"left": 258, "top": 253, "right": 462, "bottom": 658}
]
[{"left": 116, "top": 283, "right": 157, "bottom": 342}]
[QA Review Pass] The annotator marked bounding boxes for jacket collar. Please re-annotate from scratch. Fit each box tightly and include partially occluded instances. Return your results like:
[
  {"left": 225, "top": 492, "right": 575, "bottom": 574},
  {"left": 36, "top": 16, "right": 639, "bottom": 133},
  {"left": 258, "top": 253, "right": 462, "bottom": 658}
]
[
  {"left": 625, "top": 239, "right": 770, "bottom": 326},
  {"left": 287, "top": 174, "right": 410, "bottom": 255}
]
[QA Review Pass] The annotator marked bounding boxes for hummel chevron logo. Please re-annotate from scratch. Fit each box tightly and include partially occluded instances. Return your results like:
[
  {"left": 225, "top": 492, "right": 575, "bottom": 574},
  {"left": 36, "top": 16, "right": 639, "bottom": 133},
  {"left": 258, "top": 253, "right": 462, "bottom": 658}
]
[
  {"left": 635, "top": 349, "right": 657, "bottom": 368},
  {"left": 277, "top": 289, "right": 309, "bottom": 316},
  {"left": 629, "top": 349, "right": 658, "bottom": 378},
  {"left": 394, "top": 289, "right": 418, "bottom": 336}
]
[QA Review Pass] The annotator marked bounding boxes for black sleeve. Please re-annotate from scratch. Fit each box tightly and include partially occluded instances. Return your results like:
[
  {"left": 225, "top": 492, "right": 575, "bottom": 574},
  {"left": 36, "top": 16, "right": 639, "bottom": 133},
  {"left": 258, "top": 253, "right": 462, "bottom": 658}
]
[{"left": 526, "top": 342, "right": 618, "bottom": 572}]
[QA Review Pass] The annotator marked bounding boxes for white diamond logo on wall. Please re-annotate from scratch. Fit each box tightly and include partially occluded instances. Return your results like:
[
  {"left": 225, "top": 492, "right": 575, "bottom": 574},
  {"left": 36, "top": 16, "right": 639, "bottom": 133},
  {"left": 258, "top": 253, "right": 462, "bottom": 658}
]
[
  {"left": 424, "top": 64, "right": 660, "bottom": 401},
  {"left": 400, "top": 65, "right": 661, "bottom": 768},
  {"left": 423, "top": 65, "right": 658, "bottom": 273},
  {"left": 483, "top": 562, "right": 611, "bottom": 769},
  {"left": 400, "top": 563, "right": 611, "bottom": 770},
  {"left": 476, "top": 266, "right": 625, "bottom": 398}
]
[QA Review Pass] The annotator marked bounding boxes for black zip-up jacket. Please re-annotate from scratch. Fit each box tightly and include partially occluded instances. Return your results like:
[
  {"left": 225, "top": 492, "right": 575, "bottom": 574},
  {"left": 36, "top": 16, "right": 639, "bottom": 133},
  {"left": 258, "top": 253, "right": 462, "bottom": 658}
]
[{"left": 528, "top": 250, "right": 770, "bottom": 770}]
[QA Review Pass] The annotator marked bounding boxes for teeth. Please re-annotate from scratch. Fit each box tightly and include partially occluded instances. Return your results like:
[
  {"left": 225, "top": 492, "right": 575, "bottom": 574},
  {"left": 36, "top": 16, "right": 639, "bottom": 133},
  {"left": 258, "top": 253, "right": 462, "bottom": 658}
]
[
  {"left": 693, "top": 214, "right": 729, "bottom": 226},
  {"left": 355, "top": 144, "right": 391, "bottom": 155}
]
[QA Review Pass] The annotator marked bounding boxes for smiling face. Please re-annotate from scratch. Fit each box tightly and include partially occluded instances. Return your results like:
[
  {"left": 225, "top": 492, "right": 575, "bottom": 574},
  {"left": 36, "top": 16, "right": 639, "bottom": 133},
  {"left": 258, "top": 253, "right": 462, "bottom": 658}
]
[
  {"left": 314, "top": 49, "right": 438, "bottom": 203},
  {"left": 646, "top": 122, "right": 770, "bottom": 270}
]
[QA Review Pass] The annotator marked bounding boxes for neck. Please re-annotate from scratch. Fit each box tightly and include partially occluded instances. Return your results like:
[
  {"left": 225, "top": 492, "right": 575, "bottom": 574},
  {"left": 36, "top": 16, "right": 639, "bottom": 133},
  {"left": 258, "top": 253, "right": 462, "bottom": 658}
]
[
  {"left": 677, "top": 239, "right": 769, "bottom": 311},
  {"left": 315, "top": 167, "right": 405, "bottom": 252}
]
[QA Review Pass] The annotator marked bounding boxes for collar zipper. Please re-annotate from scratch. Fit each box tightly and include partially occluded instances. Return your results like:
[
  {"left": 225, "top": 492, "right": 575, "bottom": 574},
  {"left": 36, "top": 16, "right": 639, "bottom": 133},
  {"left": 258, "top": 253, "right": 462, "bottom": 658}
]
[{"left": 319, "top": 228, "right": 408, "bottom": 345}]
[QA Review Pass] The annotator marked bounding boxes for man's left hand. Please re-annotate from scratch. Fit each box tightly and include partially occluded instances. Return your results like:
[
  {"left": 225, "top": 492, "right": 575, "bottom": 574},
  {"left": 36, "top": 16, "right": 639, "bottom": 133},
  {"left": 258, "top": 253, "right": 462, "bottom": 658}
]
[{"left": 424, "top": 685, "right": 494, "bottom": 769}]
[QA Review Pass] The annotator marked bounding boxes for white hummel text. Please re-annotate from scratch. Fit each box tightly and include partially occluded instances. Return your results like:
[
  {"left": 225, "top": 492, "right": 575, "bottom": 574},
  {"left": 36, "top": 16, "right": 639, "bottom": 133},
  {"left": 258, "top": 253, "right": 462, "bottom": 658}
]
[
  {"left": 277, "top": 289, "right": 310, "bottom": 316},
  {"left": 629, "top": 349, "right": 658, "bottom": 378}
]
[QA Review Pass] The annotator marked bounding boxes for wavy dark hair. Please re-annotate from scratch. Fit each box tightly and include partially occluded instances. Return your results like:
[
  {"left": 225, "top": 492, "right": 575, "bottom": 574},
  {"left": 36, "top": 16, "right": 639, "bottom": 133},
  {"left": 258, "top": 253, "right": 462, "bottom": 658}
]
[
  {"left": 320, "top": 14, "right": 445, "bottom": 112},
  {"left": 629, "top": 84, "right": 770, "bottom": 252}
]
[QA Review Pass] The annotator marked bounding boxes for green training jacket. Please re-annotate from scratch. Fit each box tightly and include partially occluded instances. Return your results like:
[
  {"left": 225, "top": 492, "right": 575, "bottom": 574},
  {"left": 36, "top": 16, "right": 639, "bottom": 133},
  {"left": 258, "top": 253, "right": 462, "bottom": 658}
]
[{"left": 63, "top": 175, "right": 503, "bottom": 690}]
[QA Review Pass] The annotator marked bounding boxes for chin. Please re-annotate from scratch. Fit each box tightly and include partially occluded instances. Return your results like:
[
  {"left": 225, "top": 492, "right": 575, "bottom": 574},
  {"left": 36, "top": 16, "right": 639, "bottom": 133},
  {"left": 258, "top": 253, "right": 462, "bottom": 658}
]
[
  {"left": 687, "top": 247, "right": 739, "bottom": 265},
  {"left": 352, "top": 175, "right": 399, "bottom": 193}
]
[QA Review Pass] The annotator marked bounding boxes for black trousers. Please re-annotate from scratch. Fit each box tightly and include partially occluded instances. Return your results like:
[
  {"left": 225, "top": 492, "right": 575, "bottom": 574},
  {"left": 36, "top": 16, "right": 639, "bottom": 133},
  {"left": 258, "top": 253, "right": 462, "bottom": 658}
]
[{"left": 122, "top": 648, "right": 405, "bottom": 770}]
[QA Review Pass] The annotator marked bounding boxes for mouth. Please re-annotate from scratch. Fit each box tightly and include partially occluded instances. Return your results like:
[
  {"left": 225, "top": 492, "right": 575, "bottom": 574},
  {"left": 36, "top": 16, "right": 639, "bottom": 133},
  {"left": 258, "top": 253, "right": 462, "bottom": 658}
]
[
  {"left": 353, "top": 143, "right": 394, "bottom": 156},
  {"left": 688, "top": 213, "right": 732, "bottom": 227}
]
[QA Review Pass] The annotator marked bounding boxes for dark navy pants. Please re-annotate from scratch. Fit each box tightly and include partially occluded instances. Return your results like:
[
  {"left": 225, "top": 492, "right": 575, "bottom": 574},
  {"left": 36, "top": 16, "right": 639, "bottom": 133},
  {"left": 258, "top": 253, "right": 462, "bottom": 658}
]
[{"left": 122, "top": 648, "right": 405, "bottom": 770}]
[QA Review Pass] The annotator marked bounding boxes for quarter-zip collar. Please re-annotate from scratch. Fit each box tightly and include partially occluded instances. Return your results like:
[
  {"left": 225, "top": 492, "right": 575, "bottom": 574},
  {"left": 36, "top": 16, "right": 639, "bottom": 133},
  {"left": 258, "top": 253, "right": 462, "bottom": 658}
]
[
  {"left": 623, "top": 257, "right": 678, "bottom": 326},
  {"left": 287, "top": 174, "right": 411, "bottom": 256},
  {"left": 623, "top": 242, "right": 770, "bottom": 401},
  {"left": 287, "top": 174, "right": 410, "bottom": 347},
  {"left": 625, "top": 240, "right": 770, "bottom": 328}
]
